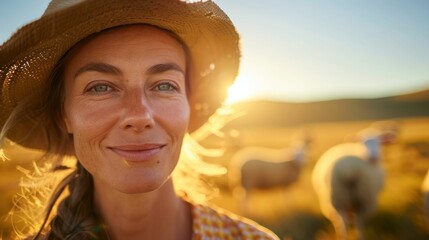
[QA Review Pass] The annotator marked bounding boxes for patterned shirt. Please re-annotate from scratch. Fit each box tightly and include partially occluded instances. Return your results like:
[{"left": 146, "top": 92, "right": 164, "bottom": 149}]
[{"left": 191, "top": 203, "right": 279, "bottom": 240}]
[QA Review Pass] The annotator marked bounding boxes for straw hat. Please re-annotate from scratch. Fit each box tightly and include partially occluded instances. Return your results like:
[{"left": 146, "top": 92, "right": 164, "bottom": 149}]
[{"left": 0, "top": 0, "right": 240, "bottom": 149}]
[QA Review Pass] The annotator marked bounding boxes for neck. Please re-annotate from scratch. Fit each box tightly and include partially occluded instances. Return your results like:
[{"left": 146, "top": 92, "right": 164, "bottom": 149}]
[{"left": 93, "top": 178, "right": 192, "bottom": 240}]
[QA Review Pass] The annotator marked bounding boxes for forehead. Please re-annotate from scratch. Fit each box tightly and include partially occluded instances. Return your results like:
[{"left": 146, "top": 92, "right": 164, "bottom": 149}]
[
  {"left": 94, "top": 24, "right": 183, "bottom": 46},
  {"left": 65, "top": 24, "right": 187, "bottom": 64}
]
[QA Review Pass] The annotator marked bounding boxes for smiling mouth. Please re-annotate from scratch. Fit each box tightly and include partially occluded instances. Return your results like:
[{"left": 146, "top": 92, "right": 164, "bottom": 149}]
[{"left": 108, "top": 144, "right": 166, "bottom": 162}]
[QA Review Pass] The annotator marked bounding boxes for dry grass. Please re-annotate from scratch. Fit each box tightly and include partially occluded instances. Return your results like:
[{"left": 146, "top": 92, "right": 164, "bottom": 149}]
[
  {"left": 1, "top": 117, "right": 429, "bottom": 239},
  {"left": 205, "top": 117, "right": 429, "bottom": 239}
]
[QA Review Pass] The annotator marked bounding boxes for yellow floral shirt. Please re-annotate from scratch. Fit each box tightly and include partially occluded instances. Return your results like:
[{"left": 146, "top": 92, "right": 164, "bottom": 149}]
[{"left": 191, "top": 203, "right": 279, "bottom": 240}]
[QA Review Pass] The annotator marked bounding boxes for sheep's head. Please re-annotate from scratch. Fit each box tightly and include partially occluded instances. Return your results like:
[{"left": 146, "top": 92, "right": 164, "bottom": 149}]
[
  {"left": 357, "top": 120, "right": 400, "bottom": 145},
  {"left": 370, "top": 120, "right": 400, "bottom": 144}
]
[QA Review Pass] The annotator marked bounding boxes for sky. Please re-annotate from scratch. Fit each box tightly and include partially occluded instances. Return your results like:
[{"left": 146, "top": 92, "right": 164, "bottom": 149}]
[{"left": 1, "top": 0, "right": 429, "bottom": 103}]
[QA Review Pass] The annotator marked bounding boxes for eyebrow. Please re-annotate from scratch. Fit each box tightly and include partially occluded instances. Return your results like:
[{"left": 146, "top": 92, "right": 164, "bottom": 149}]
[
  {"left": 74, "top": 62, "right": 185, "bottom": 78},
  {"left": 74, "top": 62, "right": 122, "bottom": 78},
  {"left": 146, "top": 63, "right": 185, "bottom": 75}
]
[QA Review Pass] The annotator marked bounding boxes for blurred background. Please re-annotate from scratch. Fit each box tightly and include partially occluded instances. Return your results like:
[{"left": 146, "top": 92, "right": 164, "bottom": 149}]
[{"left": 1, "top": 1, "right": 429, "bottom": 239}]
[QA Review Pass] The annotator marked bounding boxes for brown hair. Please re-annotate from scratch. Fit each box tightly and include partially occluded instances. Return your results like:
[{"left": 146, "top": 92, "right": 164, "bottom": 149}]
[{"left": 33, "top": 49, "right": 99, "bottom": 238}]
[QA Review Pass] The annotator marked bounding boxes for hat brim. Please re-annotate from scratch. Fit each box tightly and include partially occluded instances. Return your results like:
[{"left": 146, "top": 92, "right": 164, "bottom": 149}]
[{"left": 0, "top": 0, "right": 240, "bottom": 150}]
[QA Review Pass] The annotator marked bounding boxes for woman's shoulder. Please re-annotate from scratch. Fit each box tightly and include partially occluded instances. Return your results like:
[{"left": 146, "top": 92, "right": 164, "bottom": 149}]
[{"left": 190, "top": 202, "right": 280, "bottom": 240}]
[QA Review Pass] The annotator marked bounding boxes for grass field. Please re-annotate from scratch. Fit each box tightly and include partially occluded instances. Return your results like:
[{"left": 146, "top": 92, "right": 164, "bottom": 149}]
[
  {"left": 203, "top": 117, "right": 429, "bottom": 239},
  {"left": 1, "top": 117, "right": 429, "bottom": 239}
]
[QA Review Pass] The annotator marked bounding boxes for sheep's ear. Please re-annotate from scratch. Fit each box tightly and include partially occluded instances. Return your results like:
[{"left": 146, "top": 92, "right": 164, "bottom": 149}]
[{"left": 380, "top": 131, "right": 397, "bottom": 144}]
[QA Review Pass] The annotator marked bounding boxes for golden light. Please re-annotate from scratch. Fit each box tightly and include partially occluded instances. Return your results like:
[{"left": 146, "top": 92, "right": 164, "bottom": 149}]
[{"left": 224, "top": 73, "right": 259, "bottom": 105}]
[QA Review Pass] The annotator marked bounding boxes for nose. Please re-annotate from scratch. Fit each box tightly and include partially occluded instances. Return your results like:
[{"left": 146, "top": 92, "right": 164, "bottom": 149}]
[{"left": 119, "top": 90, "right": 155, "bottom": 132}]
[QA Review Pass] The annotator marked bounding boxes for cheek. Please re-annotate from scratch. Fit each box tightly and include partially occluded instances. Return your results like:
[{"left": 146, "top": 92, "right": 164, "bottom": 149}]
[
  {"left": 65, "top": 101, "right": 117, "bottom": 164},
  {"left": 68, "top": 118, "right": 113, "bottom": 177},
  {"left": 156, "top": 99, "right": 190, "bottom": 134},
  {"left": 72, "top": 133, "right": 98, "bottom": 171},
  {"left": 66, "top": 100, "right": 118, "bottom": 133}
]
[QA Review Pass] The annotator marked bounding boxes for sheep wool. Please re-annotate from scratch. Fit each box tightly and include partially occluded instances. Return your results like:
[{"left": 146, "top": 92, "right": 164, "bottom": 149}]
[{"left": 312, "top": 131, "right": 385, "bottom": 240}]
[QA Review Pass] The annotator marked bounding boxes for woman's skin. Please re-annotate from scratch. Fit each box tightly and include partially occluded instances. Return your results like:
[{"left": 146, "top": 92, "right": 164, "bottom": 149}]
[{"left": 63, "top": 25, "right": 192, "bottom": 239}]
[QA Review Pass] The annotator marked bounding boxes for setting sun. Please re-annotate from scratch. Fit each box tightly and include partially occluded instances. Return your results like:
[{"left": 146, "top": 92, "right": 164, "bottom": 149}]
[{"left": 225, "top": 73, "right": 259, "bottom": 105}]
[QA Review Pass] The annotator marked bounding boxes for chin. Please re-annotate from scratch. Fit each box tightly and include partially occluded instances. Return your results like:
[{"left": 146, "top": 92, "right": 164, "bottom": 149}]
[{"left": 114, "top": 175, "right": 170, "bottom": 194}]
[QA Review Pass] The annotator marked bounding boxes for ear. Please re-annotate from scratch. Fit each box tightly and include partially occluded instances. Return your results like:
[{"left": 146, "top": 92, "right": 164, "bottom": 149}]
[{"left": 380, "top": 131, "right": 396, "bottom": 144}]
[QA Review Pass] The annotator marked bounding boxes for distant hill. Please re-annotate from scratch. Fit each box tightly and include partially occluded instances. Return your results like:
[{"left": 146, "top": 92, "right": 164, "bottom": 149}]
[{"left": 227, "top": 89, "right": 429, "bottom": 128}]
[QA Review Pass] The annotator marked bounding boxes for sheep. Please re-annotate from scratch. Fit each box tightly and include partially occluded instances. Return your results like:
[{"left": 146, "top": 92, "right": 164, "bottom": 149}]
[
  {"left": 228, "top": 131, "right": 311, "bottom": 214},
  {"left": 311, "top": 126, "right": 395, "bottom": 240}
]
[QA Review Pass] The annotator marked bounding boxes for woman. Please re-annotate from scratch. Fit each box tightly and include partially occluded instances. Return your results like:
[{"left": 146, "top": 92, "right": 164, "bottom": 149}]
[{"left": 0, "top": 0, "right": 279, "bottom": 239}]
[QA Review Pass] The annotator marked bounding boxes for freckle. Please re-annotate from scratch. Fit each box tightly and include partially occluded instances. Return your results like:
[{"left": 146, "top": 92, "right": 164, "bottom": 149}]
[{"left": 157, "top": 160, "right": 160, "bottom": 164}]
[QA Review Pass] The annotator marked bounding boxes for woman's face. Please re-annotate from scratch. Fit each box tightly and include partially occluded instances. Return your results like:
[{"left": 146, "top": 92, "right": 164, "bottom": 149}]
[{"left": 63, "top": 25, "right": 190, "bottom": 194}]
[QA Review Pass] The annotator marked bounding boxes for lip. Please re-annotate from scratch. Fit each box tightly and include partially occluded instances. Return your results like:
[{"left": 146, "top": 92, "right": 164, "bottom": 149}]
[{"left": 108, "top": 144, "right": 165, "bottom": 162}]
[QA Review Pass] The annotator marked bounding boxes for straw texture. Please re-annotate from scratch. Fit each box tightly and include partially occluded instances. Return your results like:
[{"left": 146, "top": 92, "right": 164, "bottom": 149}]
[{"left": 0, "top": 0, "right": 240, "bottom": 149}]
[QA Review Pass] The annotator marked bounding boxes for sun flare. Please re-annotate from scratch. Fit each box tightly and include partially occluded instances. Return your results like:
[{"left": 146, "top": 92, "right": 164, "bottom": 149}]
[{"left": 225, "top": 73, "right": 258, "bottom": 105}]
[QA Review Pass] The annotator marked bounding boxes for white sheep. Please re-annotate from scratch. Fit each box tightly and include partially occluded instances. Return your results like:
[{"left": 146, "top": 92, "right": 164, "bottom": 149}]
[
  {"left": 311, "top": 127, "right": 393, "bottom": 240},
  {"left": 228, "top": 132, "right": 311, "bottom": 214}
]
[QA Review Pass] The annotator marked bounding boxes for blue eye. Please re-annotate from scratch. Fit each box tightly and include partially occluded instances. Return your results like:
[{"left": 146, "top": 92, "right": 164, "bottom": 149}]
[
  {"left": 155, "top": 82, "right": 178, "bottom": 92},
  {"left": 87, "top": 83, "right": 112, "bottom": 93}
]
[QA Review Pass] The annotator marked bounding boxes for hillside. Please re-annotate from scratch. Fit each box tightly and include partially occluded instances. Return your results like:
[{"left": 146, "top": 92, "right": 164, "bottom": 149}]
[{"left": 227, "top": 89, "right": 429, "bottom": 128}]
